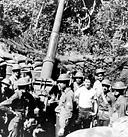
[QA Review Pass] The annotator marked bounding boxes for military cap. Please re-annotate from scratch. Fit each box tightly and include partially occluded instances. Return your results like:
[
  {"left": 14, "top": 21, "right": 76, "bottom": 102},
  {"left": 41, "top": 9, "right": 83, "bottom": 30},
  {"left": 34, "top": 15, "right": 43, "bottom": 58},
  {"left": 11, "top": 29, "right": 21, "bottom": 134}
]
[
  {"left": 74, "top": 71, "right": 84, "bottom": 78},
  {"left": 95, "top": 68, "right": 105, "bottom": 75},
  {"left": 21, "top": 69, "right": 31, "bottom": 73},
  {"left": 17, "top": 77, "right": 31, "bottom": 86},
  {"left": 12, "top": 64, "right": 21, "bottom": 71},
  {"left": 112, "top": 81, "right": 127, "bottom": 89},
  {"left": 102, "top": 79, "right": 111, "bottom": 86},
  {"left": 57, "top": 74, "right": 70, "bottom": 81},
  {"left": 1, "top": 78, "right": 11, "bottom": 86}
]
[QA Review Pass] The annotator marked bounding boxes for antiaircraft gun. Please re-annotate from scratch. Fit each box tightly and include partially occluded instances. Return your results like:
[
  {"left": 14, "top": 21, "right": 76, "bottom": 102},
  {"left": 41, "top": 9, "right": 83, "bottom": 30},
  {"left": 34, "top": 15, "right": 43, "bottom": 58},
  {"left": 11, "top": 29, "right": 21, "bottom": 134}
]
[
  {"left": 32, "top": 0, "right": 101, "bottom": 137},
  {"left": 32, "top": 0, "right": 66, "bottom": 137},
  {"left": 33, "top": 0, "right": 65, "bottom": 102}
]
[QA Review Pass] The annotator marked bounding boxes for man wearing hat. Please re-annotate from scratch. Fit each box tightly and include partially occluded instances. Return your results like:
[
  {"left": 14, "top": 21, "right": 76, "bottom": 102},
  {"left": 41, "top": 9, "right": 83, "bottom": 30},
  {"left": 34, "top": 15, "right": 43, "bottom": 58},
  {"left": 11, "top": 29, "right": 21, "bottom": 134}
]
[
  {"left": 0, "top": 77, "right": 37, "bottom": 137},
  {"left": 0, "top": 78, "right": 14, "bottom": 102},
  {"left": 9, "top": 64, "right": 21, "bottom": 90},
  {"left": 97, "top": 79, "right": 115, "bottom": 126},
  {"left": 72, "top": 71, "right": 84, "bottom": 124},
  {"left": 93, "top": 68, "right": 105, "bottom": 97},
  {"left": 55, "top": 73, "right": 74, "bottom": 136},
  {"left": 73, "top": 71, "right": 84, "bottom": 92},
  {"left": 110, "top": 81, "right": 127, "bottom": 125}
]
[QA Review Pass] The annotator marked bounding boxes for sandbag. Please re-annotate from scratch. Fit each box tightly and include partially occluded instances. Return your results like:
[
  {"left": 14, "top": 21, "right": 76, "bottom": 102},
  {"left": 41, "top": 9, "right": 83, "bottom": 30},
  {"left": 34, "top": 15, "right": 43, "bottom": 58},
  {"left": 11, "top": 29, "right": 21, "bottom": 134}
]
[
  {"left": 66, "top": 127, "right": 114, "bottom": 137},
  {"left": 66, "top": 116, "right": 128, "bottom": 137}
]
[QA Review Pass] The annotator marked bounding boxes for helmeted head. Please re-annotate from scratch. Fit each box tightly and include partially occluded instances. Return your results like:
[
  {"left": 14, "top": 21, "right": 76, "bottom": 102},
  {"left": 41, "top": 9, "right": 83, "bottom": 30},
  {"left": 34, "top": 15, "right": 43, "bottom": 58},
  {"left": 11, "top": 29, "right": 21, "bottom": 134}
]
[
  {"left": 12, "top": 64, "right": 21, "bottom": 78},
  {"left": 57, "top": 73, "right": 70, "bottom": 81},
  {"left": 112, "top": 81, "right": 127, "bottom": 97},
  {"left": 57, "top": 73, "right": 70, "bottom": 90},
  {"left": 12, "top": 64, "right": 21, "bottom": 71},
  {"left": 17, "top": 77, "right": 31, "bottom": 91},
  {"left": 74, "top": 71, "right": 84, "bottom": 78},
  {"left": 74, "top": 71, "right": 84, "bottom": 85},
  {"left": 102, "top": 79, "right": 111, "bottom": 93},
  {"left": 112, "top": 81, "right": 126, "bottom": 90},
  {"left": 21, "top": 68, "right": 32, "bottom": 79},
  {"left": 1, "top": 78, "right": 11, "bottom": 86},
  {"left": 95, "top": 68, "right": 105, "bottom": 82},
  {"left": 1, "top": 78, "right": 11, "bottom": 94}
]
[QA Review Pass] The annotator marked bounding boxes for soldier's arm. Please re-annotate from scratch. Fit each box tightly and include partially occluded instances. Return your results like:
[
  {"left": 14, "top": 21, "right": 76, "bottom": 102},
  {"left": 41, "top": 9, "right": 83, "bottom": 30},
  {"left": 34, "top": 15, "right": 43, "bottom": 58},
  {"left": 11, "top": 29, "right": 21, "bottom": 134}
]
[
  {"left": 74, "top": 88, "right": 81, "bottom": 99},
  {"left": 65, "top": 92, "right": 73, "bottom": 112},
  {"left": 93, "top": 98, "right": 98, "bottom": 115},
  {"left": 74, "top": 88, "right": 81, "bottom": 106},
  {"left": 0, "top": 91, "right": 19, "bottom": 106},
  {"left": 118, "top": 102, "right": 127, "bottom": 117},
  {"left": 91, "top": 91, "right": 98, "bottom": 116}
]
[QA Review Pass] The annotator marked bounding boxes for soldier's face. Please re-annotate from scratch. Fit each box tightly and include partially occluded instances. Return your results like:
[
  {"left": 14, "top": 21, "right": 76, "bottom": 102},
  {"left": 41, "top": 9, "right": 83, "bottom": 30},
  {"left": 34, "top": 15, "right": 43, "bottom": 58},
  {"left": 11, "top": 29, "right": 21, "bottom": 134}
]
[
  {"left": 58, "top": 81, "right": 67, "bottom": 90},
  {"left": 97, "top": 74, "right": 104, "bottom": 81},
  {"left": 102, "top": 84, "right": 110, "bottom": 93},
  {"left": 14, "top": 70, "right": 20, "bottom": 77},
  {"left": 114, "top": 90, "right": 120, "bottom": 98},
  {"left": 76, "top": 78, "right": 83, "bottom": 85}
]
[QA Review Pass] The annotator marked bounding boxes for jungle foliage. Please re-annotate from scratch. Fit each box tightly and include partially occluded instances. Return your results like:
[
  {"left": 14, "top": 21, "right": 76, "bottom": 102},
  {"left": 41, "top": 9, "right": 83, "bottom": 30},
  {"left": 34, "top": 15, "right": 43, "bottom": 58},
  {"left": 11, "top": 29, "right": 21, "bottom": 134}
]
[{"left": 1, "top": 0, "right": 128, "bottom": 81}]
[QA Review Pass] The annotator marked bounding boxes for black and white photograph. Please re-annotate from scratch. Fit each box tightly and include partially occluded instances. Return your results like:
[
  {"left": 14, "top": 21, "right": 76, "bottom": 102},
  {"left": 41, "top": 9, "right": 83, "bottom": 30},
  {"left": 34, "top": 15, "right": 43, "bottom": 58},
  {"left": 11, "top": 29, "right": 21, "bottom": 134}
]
[{"left": 0, "top": 0, "right": 128, "bottom": 137}]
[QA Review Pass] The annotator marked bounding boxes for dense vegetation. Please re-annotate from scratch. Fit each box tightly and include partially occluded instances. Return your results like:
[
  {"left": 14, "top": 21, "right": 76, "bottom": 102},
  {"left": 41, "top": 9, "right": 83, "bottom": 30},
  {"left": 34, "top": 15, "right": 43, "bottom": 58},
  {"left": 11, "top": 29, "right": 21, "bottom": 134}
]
[{"left": 1, "top": 0, "right": 128, "bottom": 81}]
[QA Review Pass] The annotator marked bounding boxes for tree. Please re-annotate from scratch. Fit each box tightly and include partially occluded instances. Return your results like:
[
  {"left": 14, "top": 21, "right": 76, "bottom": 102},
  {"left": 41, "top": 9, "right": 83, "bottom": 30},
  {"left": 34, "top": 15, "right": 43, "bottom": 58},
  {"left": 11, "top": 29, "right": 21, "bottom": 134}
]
[{"left": 1, "top": 0, "right": 128, "bottom": 80}]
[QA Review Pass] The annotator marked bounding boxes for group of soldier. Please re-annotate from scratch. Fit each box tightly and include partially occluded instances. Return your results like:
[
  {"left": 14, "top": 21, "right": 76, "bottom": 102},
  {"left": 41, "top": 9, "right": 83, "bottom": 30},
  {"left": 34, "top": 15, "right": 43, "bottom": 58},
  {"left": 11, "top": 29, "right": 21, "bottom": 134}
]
[
  {"left": 55, "top": 68, "right": 128, "bottom": 136},
  {"left": 0, "top": 58, "right": 128, "bottom": 137},
  {"left": 0, "top": 62, "right": 45, "bottom": 137}
]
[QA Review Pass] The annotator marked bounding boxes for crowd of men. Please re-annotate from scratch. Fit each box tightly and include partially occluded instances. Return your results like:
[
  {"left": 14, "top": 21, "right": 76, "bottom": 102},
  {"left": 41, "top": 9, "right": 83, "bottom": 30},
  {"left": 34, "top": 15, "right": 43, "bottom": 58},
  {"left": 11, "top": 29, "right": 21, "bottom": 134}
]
[{"left": 0, "top": 58, "right": 128, "bottom": 137}]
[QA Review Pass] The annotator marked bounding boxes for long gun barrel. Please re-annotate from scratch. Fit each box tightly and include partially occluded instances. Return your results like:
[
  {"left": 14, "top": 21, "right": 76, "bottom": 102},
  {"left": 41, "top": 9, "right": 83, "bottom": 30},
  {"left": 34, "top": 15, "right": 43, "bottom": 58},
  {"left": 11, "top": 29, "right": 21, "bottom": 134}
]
[{"left": 41, "top": 0, "right": 65, "bottom": 79}]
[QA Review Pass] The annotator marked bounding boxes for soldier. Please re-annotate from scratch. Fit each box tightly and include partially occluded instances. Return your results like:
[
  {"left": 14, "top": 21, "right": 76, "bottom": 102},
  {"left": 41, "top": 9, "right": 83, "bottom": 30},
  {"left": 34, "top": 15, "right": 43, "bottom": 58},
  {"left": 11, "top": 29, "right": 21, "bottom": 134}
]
[
  {"left": 9, "top": 64, "right": 21, "bottom": 90},
  {"left": 74, "top": 77, "right": 98, "bottom": 129},
  {"left": 0, "top": 77, "right": 36, "bottom": 137},
  {"left": 0, "top": 78, "right": 14, "bottom": 102},
  {"left": 97, "top": 79, "right": 115, "bottom": 126},
  {"left": 0, "top": 78, "right": 13, "bottom": 137},
  {"left": 73, "top": 71, "right": 84, "bottom": 118},
  {"left": 93, "top": 68, "right": 105, "bottom": 98},
  {"left": 110, "top": 81, "right": 127, "bottom": 125},
  {"left": 73, "top": 71, "right": 84, "bottom": 92},
  {"left": 55, "top": 74, "right": 74, "bottom": 136}
]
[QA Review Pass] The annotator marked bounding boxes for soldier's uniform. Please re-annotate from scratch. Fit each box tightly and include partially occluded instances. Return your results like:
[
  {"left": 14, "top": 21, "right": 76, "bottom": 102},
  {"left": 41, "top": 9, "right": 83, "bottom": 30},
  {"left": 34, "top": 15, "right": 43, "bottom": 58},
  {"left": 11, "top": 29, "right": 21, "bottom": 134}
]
[
  {"left": 0, "top": 78, "right": 14, "bottom": 102},
  {"left": 0, "top": 78, "right": 15, "bottom": 136},
  {"left": 9, "top": 64, "right": 21, "bottom": 90},
  {"left": 73, "top": 71, "right": 84, "bottom": 93},
  {"left": 55, "top": 74, "right": 74, "bottom": 136},
  {"left": 98, "top": 79, "right": 115, "bottom": 126},
  {"left": 0, "top": 77, "right": 36, "bottom": 137},
  {"left": 110, "top": 81, "right": 127, "bottom": 125},
  {"left": 93, "top": 68, "right": 105, "bottom": 97}
]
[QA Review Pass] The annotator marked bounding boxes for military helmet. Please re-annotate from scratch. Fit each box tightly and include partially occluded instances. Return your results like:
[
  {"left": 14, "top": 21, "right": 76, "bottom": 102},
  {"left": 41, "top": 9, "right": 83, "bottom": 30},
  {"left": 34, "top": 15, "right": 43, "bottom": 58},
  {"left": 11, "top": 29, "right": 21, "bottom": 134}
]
[
  {"left": 17, "top": 77, "right": 31, "bottom": 86},
  {"left": 74, "top": 71, "right": 84, "bottom": 78},
  {"left": 112, "top": 81, "right": 127, "bottom": 89},
  {"left": 21, "top": 69, "right": 31, "bottom": 73},
  {"left": 95, "top": 68, "right": 105, "bottom": 75},
  {"left": 57, "top": 74, "right": 70, "bottom": 81},
  {"left": 12, "top": 64, "right": 21, "bottom": 71},
  {"left": 1, "top": 78, "right": 11, "bottom": 86},
  {"left": 102, "top": 79, "right": 111, "bottom": 86}
]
